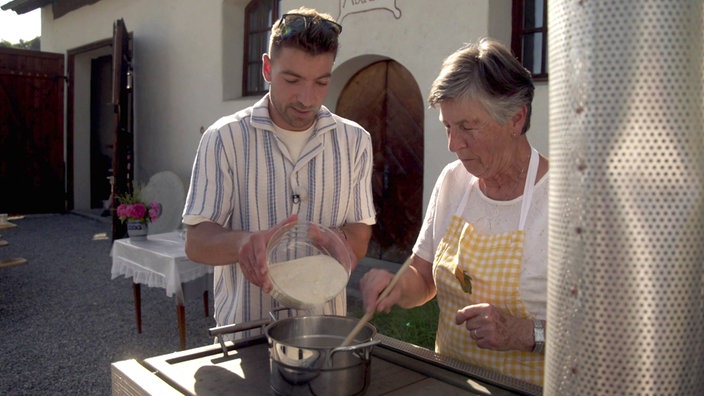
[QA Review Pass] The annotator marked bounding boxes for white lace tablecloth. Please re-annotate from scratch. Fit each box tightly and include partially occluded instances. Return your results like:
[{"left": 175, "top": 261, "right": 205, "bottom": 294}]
[{"left": 110, "top": 231, "right": 212, "bottom": 303}]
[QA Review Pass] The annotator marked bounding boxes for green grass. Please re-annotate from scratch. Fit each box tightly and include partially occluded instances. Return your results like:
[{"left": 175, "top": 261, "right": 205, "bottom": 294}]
[{"left": 351, "top": 298, "right": 440, "bottom": 350}]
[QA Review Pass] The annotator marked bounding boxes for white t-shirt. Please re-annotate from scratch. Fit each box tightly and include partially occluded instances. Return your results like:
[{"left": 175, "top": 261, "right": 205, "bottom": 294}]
[
  {"left": 413, "top": 160, "right": 548, "bottom": 318},
  {"left": 273, "top": 124, "right": 315, "bottom": 163}
]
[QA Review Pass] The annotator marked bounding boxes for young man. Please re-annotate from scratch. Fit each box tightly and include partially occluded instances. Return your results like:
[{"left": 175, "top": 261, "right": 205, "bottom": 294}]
[{"left": 183, "top": 7, "right": 375, "bottom": 336}]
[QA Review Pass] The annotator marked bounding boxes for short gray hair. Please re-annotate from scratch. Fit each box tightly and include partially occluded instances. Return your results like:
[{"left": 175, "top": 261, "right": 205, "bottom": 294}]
[{"left": 428, "top": 38, "right": 535, "bottom": 134}]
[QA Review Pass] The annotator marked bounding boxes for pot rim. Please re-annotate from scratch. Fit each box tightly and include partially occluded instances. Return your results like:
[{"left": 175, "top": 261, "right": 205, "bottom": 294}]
[{"left": 265, "top": 315, "right": 378, "bottom": 349}]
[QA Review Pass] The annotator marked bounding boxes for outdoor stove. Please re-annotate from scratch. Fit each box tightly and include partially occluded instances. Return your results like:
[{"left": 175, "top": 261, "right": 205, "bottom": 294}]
[{"left": 111, "top": 331, "right": 542, "bottom": 395}]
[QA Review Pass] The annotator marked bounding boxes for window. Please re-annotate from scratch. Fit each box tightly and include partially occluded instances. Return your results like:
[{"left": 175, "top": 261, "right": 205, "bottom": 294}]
[
  {"left": 512, "top": 0, "right": 548, "bottom": 80},
  {"left": 243, "top": 0, "right": 281, "bottom": 96}
]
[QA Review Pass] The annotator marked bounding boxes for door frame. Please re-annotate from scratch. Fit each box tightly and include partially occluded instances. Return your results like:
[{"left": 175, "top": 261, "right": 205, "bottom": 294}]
[
  {"left": 66, "top": 38, "right": 113, "bottom": 212},
  {"left": 65, "top": 19, "right": 133, "bottom": 242}
]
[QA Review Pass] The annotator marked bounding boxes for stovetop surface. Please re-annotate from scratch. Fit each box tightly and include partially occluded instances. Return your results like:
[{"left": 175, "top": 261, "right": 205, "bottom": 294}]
[{"left": 141, "top": 334, "right": 542, "bottom": 396}]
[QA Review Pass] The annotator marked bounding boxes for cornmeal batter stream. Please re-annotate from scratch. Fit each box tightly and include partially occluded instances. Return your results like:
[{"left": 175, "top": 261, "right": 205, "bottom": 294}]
[{"left": 269, "top": 255, "right": 348, "bottom": 308}]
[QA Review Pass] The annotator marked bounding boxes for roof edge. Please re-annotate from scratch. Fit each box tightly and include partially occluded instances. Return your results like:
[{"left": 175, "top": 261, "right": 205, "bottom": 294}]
[{"left": 1, "top": 0, "right": 51, "bottom": 15}]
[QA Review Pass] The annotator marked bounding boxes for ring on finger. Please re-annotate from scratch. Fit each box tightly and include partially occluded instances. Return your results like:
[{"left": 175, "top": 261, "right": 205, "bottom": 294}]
[{"left": 471, "top": 329, "right": 478, "bottom": 339}]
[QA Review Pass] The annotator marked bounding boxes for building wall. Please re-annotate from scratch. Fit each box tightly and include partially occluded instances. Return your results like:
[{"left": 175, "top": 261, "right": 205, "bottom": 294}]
[
  {"left": 301, "top": 0, "right": 549, "bottom": 208},
  {"left": 40, "top": 0, "right": 549, "bottom": 213},
  {"left": 41, "top": 0, "right": 238, "bottom": 193}
]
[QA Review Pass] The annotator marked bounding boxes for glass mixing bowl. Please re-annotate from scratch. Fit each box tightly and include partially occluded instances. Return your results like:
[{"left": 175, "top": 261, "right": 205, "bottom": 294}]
[{"left": 266, "top": 221, "right": 352, "bottom": 310}]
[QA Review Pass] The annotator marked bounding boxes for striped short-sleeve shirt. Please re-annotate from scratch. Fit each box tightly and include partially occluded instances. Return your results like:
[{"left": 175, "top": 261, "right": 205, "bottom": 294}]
[{"left": 183, "top": 94, "right": 376, "bottom": 332}]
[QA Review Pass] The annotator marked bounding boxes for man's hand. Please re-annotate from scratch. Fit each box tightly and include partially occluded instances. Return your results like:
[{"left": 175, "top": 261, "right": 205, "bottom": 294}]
[{"left": 236, "top": 215, "right": 298, "bottom": 292}]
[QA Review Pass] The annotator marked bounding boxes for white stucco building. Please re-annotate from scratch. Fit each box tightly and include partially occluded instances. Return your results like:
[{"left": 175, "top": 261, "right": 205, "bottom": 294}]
[{"left": 5, "top": 0, "right": 549, "bottom": 260}]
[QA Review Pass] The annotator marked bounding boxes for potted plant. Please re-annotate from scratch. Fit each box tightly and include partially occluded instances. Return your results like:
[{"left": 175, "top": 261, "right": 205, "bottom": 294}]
[{"left": 116, "top": 187, "right": 161, "bottom": 241}]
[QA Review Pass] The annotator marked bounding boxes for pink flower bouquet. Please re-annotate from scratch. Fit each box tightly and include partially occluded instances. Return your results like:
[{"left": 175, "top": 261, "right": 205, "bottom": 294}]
[{"left": 116, "top": 188, "right": 162, "bottom": 223}]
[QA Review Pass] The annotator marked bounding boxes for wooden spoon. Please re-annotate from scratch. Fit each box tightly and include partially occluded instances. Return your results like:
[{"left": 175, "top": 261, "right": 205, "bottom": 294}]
[{"left": 340, "top": 256, "right": 413, "bottom": 347}]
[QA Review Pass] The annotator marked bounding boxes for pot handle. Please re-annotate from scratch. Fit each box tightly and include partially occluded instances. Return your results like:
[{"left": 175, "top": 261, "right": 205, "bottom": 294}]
[
  {"left": 268, "top": 306, "right": 292, "bottom": 321},
  {"left": 209, "top": 318, "right": 272, "bottom": 357},
  {"left": 208, "top": 307, "right": 292, "bottom": 357},
  {"left": 208, "top": 307, "right": 291, "bottom": 338},
  {"left": 209, "top": 318, "right": 272, "bottom": 337},
  {"left": 329, "top": 339, "right": 381, "bottom": 360}
]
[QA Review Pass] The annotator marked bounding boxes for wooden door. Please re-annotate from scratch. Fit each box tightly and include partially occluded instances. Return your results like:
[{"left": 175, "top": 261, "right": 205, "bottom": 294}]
[
  {"left": 110, "top": 18, "right": 134, "bottom": 240},
  {"left": 336, "top": 61, "right": 424, "bottom": 263},
  {"left": 0, "top": 47, "right": 65, "bottom": 213}
]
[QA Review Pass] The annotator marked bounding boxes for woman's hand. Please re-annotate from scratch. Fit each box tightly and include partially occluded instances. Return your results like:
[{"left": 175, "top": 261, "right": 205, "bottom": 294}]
[
  {"left": 360, "top": 255, "right": 436, "bottom": 314},
  {"left": 455, "top": 303, "right": 535, "bottom": 352},
  {"left": 237, "top": 215, "right": 298, "bottom": 292},
  {"left": 360, "top": 268, "right": 397, "bottom": 314}
]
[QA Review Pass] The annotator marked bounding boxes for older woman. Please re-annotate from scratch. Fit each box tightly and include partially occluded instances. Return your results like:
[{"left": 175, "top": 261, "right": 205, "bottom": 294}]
[{"left": 360, "top": 38, "right": 548, "bottom": 385}]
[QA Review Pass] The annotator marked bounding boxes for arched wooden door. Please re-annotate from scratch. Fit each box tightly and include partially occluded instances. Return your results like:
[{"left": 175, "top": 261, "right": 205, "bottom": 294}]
[{"left": 336, "top": 60, "right": 424, "bottom": 263}]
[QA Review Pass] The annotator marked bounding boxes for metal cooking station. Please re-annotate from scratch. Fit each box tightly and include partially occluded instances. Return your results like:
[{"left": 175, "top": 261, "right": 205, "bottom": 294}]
[{"left": 112, "top": 333, "right": 542, "bottom": 395}]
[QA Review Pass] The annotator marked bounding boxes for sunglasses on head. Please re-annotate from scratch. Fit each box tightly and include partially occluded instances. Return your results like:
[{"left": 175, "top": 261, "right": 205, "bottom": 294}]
[{"left": 279, "top": 13, "right": 342, "bottom": 34}]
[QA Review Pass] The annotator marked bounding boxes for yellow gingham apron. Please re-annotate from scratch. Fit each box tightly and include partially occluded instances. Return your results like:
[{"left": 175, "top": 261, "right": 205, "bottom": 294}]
[{"left": 432, "top": 148, "right": 544, "bottom": 385}]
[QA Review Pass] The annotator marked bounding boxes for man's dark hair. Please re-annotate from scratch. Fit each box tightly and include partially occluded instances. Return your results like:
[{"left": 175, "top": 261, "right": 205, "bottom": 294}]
[{"left": 269, "top": 7, "right": 341, "bottom": 60}]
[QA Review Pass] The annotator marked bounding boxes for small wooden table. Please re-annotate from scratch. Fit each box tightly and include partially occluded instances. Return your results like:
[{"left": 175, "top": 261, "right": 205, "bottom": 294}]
[
  {"left": 110, "top": 231, "right": 213, "bottom": 349},
  {"left": 0, "top": 221, "right": 28, "bottom": 269}
]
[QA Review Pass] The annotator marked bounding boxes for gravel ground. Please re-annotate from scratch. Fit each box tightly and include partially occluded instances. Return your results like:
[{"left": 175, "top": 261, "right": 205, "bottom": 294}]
[
  {"left": 0, "top": 213, "right": 215, "bottom": 395},
  {"left": 0, "top": 213, "right": 394, "bottom": 395}
]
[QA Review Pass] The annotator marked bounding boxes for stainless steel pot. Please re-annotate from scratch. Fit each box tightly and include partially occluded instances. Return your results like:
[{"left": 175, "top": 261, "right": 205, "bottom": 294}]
[
  {"left": 265, "top": 315, "right": 379, "bottom": 396},
  {"left": 208, "top": 311, "right": 380, "bottom": 396}
]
